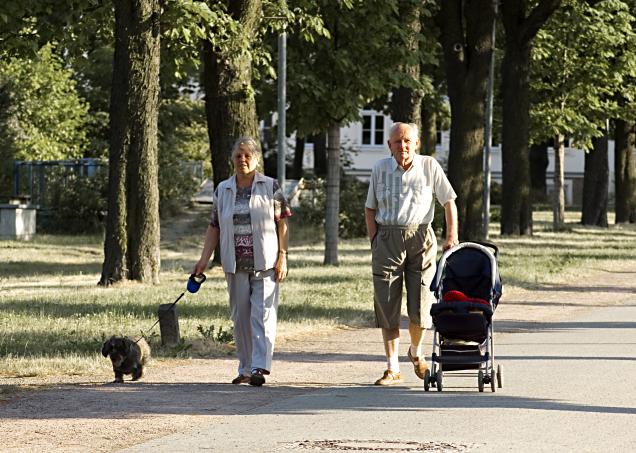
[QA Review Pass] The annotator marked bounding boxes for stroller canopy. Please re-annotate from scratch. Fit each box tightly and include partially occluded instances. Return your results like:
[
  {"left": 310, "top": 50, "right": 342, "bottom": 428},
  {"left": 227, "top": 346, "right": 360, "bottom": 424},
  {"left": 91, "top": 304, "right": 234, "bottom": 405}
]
[{"left": 431, "top": 242, "right": 502, "bottom": 308}]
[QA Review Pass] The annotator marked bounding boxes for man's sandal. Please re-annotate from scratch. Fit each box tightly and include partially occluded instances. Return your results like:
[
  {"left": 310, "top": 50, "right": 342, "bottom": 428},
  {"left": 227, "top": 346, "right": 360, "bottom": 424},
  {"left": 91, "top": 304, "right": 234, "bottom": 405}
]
[
  {"left": 408, "top": 349, "right": 428, "bottom": 380},
  {"left": 374, "top": 370, "right": 403, "bottom": 386}
]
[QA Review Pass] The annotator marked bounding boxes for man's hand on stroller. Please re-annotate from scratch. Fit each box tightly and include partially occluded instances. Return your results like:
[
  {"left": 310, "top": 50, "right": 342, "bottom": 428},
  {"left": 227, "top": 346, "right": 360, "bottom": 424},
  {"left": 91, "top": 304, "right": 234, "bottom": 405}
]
[
  {"left": 442, "top": 200, "right": 459, "bottom": 251},
  {"left": 443, "top": 235, "right": 459, "bottom": 251}
]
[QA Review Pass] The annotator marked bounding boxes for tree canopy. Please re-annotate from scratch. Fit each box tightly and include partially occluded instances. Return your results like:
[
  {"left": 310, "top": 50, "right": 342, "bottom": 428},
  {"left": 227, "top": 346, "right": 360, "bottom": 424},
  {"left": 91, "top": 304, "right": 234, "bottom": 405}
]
[
  {"left": 0, "top": 44, "right": 89, "bottom": 162},
  {"left": 531, "top": 0, "right": 636, "bottom": 148}
]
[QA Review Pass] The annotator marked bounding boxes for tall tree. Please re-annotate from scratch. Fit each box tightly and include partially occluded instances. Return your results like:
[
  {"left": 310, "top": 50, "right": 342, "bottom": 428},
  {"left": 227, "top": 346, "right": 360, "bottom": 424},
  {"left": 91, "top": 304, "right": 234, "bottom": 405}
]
[
  {"left": 388, "top": 0, "right": 423, "bottom": 128},
  {"left": 529, "top": 142, "right": 549, "bottom": 203},
  {"left": 279, "top": 0, "right": 423, "bottom": 264},
  {"left": 531, "top": 0, "right": 634, "bottom": 230},
  {"left": 417, "top": 0, "right": 446, "bottom": 157},
  {"left": 312, "top": 133, "right": 327, "bottom": 177},
  {"left": 500, "top": 0, "right": 561, "bottom": 236},
  {"left": 612, "top": 0, "right": 636, "bottom": 223},
  {"left": 100, "top": 0, "right": 161, "bottom": 285},
  {"left": 438, "top": 0, "right": 495, "bottom": 240},
  {"left": 292, "top": 136, "right": 305, "bottom": 179},
  {"left": 614, "top": 119, "right": 636, "bottom": 223},
  {"left": 201, "top": 0, "right": 261, "bottom": 188},
  {"left": 582, "top": 124, "right": 609, "bottom": 227}
]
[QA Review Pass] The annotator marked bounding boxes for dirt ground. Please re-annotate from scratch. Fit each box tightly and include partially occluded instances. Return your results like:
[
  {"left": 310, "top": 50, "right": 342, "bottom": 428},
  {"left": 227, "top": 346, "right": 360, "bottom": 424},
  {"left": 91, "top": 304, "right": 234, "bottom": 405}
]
[{"left": 1, "top": 263, "right": 634, "bottom": 452}]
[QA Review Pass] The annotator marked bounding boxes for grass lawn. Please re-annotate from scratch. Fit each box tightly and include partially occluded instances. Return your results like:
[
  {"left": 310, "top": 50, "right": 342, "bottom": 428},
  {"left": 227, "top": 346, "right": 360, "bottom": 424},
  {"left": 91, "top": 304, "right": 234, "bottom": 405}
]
[{"left": 1, "top": 208, "right": 635, "bottom": 378}]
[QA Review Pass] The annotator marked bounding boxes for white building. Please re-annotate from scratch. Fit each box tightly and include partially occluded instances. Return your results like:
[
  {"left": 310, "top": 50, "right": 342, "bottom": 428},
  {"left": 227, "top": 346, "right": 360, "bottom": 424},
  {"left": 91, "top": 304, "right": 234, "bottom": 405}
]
[{"left": 297, "top": 109, "right": 622, "bottom": 206}]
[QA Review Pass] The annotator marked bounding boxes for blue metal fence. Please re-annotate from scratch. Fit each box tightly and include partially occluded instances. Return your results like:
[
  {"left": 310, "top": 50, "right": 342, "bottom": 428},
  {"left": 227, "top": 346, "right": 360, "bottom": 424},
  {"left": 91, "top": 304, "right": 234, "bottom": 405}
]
[
  {"left": 12, "top": 159, "right": 106, "bottom": 207},
  {"left": 12, "top": 159, "right": 205, "bottom": 208}
]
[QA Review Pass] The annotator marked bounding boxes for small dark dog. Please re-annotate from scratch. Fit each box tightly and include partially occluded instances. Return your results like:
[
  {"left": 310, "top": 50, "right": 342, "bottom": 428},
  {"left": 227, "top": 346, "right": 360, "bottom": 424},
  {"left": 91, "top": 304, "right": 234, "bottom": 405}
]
[{"left": 101, "top": 336, "right": 150, "bottom": 383}]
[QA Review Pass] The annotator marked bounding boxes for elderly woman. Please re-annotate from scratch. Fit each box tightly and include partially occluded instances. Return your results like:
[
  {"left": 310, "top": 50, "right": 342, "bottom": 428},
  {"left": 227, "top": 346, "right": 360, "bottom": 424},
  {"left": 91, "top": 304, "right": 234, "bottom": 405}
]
[{"left": 193, "top": 136, "right": 291, "bottom": 387}]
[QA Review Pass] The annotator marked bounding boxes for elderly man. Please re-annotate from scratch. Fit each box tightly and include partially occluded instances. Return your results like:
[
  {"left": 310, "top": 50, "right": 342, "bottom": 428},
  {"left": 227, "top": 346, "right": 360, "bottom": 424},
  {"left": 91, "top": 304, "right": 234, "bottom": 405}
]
[{"left": 365, "top": 122, "right": 458, "bottom": 385}]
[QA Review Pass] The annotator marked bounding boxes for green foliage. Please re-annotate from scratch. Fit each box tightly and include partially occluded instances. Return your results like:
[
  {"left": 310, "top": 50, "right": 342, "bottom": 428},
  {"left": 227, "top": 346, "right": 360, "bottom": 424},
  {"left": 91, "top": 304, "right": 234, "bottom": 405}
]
[
  {"left": 297, "top": 175, "right": 369, "bottom": 239},
  {"left": 0, "top": 44, "right": 89, "bottom": 161},
  {"left": 38, "top": 164, "right": 108, "bottom": 234},
  {"left": 196, "top": 324, "right": 234, "bottom": 343},
  {"left": 0, "top": 45, "right": 89, "bottom": 195},
  {"left": 160, "top": 0, "right": 233, "bottom": 82},
  {"left": 158, "top": 97, "right": 209, "bottom": 216},
  {"left": 257, "top": 0, "right": 429, "bottom": 137},
  {"left": 72, "top": 45, "right": 114, "bottom": 158},
  {"left": 531, "top": 0, "right": 636, "bottom": 147}
]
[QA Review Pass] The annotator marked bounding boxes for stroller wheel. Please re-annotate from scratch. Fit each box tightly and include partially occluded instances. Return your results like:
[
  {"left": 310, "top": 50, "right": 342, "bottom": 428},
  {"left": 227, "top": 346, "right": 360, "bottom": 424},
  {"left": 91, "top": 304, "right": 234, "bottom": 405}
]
[
  {"left": 436, "top": 370, "right": 443, "bottom": 392},
  {"left": 423, "top": 369, "right": 431, "bottom": 391},
  {"left": 478, "top": 370, "right": 484, "bottom": 392},
  {"left": 496, "top": 364, "right": 503, "bottom": 388},
  {"left": 490, "top": 369, "right": 496, "bottom": 392}
]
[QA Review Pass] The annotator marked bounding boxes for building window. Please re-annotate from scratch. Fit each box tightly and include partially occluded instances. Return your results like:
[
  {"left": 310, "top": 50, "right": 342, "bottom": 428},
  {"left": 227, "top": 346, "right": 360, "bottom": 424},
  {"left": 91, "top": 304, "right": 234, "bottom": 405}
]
[
  {"left": 362, "top": 113, "right": 385, "bottom": 145},
  {"left": 435, "top": 119, "right": 442, "bottom": 145}
]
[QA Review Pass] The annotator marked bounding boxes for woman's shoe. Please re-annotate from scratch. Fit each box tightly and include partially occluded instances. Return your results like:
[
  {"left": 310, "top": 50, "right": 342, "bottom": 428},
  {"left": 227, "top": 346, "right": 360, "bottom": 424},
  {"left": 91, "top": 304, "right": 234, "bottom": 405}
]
[
  {"left": 249, "top": 368, "right": 267, "bottom": 386},
  {"left": 231, "top": 375, "right": 251, "bottom": 384}
]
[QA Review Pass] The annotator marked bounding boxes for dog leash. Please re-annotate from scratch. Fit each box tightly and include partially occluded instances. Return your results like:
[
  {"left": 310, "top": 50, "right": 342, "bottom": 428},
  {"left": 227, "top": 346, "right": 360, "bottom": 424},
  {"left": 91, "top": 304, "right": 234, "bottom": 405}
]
[{"left": 134, "top": 273, "right": 206, "bottom": 343}]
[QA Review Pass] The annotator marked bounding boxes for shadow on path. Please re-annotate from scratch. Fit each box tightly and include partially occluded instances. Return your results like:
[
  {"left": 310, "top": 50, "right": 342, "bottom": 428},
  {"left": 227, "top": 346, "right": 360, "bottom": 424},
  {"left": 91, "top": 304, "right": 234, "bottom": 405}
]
[
  {"left": 2, "top": 382, "right": 634, "bottom": 420},
  {"left": 497, "top": 320, "right": 636, "bottom": 333}
]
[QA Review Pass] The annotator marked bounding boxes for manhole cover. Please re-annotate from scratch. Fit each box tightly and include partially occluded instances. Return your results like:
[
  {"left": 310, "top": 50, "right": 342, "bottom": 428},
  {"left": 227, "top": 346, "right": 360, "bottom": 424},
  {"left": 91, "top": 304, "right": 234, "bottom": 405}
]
[{"left": 283, "top": 439, "right": 474, "bottom": 452}]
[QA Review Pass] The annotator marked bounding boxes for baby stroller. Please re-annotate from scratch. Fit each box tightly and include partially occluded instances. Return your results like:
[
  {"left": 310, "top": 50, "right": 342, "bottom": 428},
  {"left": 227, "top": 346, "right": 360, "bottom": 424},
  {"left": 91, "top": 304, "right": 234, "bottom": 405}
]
[{"left": 424, "top": 241, "right": 503, "bottom": 392}]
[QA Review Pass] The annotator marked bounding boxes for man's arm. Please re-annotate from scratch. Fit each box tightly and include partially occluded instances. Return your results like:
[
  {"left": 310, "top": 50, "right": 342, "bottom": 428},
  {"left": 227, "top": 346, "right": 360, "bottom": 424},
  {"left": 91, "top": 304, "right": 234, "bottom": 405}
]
[
  {"left": 443, "top": 199, "right": 459, "bottom": 250},
  {"left": 365, "top": 207, "right": 378, "bottom": 243}
]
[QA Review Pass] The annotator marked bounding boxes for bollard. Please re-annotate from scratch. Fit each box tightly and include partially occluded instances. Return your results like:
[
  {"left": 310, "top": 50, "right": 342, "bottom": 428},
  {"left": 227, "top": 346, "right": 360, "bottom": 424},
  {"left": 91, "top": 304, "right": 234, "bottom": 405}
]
[{"left": 158, "top": 303, "right": 180, "bottom": 346}]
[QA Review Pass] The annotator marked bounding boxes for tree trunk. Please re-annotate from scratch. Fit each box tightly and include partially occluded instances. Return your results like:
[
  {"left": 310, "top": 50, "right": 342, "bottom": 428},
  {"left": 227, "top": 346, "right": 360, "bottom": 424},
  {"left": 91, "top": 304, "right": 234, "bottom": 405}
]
[
  {"left": 262, "top": 114, "right": 277, "bottom": 177},
  {"left": 614, "top": 119, "right": 636, "bottom": 223},
  {"left": 324, "top": 123, "right": 340, "bottom": 265},
  {"left": 581, "top": 128, "right": 609, "bottom": 227},
  {"left": 530, "top": 142, "right": 549, "bottom": 203},
  {"left": 501, "top": 30, "right": 532, "bottom": 236},
  {"left": 389, "top": 0, "right": 421, "bottom": 131},
  {"left": 553, "top": 134, "right": 565, "bottom": 230},
  {"left": 420, "top": 101, "right": 437, "bottom": 156},
  {"left": 500, "top": 0, "right": 561, "bottom": 235},
  {"left": 313, "top": 132, "right": 327, "bottom": 178},
  {"left": 201, "top": 0, "right": 261, "bottom": 189},
  {"left": 100, "top": 0, "right": 130, "bottom": 285},
  {"left": 100, "top": 0, "right": 161, "bottom": 285},
  {"left": 439, "top": 0, "right": 495, "bottom": 241},
  {"left": 292, "top": 135, "right": 305, "bottom": 179}
]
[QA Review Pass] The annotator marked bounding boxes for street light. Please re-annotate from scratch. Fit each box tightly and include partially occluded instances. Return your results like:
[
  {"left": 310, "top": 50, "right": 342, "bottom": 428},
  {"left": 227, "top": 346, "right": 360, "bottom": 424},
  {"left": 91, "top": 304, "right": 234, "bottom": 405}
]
[
  {"left": 277, "top": 27, "right": 287, "bottom": 192},
  {"left": 483, "top": 0, "right": 498, "bottom": 240}
]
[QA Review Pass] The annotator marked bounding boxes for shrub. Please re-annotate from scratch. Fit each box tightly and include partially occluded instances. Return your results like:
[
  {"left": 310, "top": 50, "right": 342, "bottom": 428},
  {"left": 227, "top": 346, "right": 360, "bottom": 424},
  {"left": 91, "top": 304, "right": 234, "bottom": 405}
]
[
  {"left": 158, "top": 97, "right": 209, "bottom": 217},
  {"left": 297, "top": 175, "right": 369, "bottom": 239},
  {"left": 39, "top": 165, "right": 108, "bottom": 234}
]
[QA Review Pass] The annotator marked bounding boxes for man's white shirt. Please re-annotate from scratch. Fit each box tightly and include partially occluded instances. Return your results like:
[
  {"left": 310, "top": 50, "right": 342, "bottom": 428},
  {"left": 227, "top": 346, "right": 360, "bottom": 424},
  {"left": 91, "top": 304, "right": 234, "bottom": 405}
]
[{"left": 365, "top": 154, "right": 456, "bottom": 226}]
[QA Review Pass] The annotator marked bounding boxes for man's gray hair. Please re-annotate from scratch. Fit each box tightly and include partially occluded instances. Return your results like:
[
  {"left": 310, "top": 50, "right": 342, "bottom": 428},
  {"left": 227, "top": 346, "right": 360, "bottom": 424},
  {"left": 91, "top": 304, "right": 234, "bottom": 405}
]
[
  {"left": 389, "top": 122, "right": 419, "bottom": 138},
  {"left": 231, "top": 136, "right": 262, "bottom": 162}
]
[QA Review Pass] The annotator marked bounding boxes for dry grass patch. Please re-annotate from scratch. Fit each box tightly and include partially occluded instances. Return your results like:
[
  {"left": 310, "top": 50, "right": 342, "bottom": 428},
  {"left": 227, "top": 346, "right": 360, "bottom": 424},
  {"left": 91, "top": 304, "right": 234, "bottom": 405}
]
[{"left": 1, "top": 209, "right": 635, "bottom": 378}]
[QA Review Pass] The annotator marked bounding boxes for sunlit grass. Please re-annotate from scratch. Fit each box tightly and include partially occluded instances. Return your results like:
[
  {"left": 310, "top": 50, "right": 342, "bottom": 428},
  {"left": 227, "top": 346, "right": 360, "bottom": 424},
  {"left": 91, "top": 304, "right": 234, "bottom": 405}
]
[{"left": 1, "top": 209, "right": 635, "bottom": 377}]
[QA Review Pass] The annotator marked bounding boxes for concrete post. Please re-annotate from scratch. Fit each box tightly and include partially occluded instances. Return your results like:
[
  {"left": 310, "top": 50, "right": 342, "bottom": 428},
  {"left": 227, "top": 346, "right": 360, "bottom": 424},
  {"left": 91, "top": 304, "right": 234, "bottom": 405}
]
[{"left": 158, "top": 304, "right": 180, "bottom": 346}]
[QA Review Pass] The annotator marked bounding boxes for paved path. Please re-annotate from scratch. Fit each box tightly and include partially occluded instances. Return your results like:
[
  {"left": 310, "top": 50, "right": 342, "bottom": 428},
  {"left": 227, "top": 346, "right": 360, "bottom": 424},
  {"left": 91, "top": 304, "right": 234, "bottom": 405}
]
[
  {"left": 125, "top": 299, "right": 636, "bottom": 452},
  {"left": 2, "top": 266, "right": 635, "bottom": 452}
]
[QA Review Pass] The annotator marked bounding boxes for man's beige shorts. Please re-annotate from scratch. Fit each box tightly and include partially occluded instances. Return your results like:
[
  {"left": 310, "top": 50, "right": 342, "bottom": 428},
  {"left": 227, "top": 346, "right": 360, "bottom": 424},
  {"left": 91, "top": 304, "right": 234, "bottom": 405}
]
[{"left": 371, "top": 224, "right": 437, "bottom": 329}]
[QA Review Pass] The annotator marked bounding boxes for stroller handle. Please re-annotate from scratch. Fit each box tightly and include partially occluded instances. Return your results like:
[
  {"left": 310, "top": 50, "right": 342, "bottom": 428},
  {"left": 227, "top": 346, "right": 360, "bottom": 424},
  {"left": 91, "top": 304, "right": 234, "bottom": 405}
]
[
  {"left": 465, "top": 240, "right": 499, "bottom": 258},
  {"left": 431, "top": 241, "right": 499, "bottom": 293}
]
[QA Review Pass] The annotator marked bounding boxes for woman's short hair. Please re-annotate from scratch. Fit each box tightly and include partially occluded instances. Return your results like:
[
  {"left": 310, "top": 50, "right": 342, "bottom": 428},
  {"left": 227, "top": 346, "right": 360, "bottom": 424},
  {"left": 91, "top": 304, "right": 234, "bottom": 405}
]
[{"left": 231, "top": 136, "right": 262, "bottom": 163}]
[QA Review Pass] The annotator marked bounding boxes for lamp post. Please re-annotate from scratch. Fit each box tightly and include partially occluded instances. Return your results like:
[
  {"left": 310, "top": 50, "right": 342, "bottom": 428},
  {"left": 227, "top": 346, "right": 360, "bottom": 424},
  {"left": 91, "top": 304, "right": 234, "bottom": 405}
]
[
  {"left": 277, "top": 28, "right": 287, "bottom": 191},
  {"left": 483, "top": 1, "right": 498, "bottom": 240}
]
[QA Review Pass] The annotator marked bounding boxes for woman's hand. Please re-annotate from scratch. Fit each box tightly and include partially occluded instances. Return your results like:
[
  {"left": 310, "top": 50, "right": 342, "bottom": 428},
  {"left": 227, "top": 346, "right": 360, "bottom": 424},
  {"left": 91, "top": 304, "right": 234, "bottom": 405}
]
[
  {"left": 275, "top": 252, "right": 288, "bottom": 282},
  {"left": 193, "top": 258, "right": 208, "bottom": 276}
]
